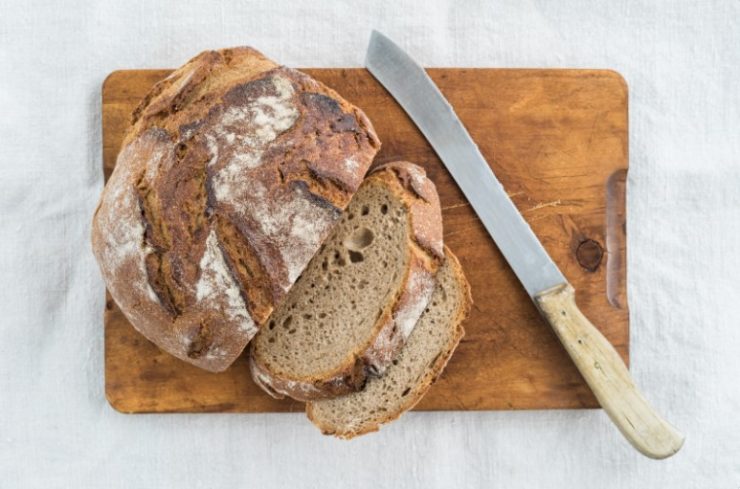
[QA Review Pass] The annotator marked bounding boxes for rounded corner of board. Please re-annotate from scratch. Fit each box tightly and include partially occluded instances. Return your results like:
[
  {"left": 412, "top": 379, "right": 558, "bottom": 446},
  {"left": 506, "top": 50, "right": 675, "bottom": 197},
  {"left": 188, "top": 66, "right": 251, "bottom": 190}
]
[
  {"left": 102, "top": 70, "right": 131, "bottom": 95},
  {"left": 104, "top": 389, "right": 135, "bottom": 415},
  {"left": 602, "top": 69, "right": 629, "bottom": 96}
]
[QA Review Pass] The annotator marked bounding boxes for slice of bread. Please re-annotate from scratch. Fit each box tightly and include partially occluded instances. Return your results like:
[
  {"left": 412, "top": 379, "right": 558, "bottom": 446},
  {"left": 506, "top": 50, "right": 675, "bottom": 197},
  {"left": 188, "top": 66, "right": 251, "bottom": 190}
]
[
  {"left": 249, "top": 162, "right": 444, "bottom": 401},
  {"left": 306, "top": 248, "right": 471, "bottom": 439}
]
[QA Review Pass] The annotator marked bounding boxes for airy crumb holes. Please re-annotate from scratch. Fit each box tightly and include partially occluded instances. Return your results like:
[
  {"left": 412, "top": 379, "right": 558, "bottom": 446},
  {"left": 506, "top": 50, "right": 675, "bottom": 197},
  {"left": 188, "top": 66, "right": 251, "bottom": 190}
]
[{"left": 343, "top": 227, "right": 374, "bottom": 251}]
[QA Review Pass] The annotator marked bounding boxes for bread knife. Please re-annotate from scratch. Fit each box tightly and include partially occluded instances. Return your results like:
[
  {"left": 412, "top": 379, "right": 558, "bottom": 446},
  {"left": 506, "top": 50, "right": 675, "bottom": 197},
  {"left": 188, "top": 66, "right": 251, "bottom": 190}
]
[{"left": 365, "top": 30, "right": 683, "bottom": 459}]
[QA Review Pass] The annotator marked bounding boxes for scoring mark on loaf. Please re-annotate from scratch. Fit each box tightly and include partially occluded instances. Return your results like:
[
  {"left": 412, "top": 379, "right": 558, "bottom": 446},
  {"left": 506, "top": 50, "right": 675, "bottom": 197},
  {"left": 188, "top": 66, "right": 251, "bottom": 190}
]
[
  {"left": 97, "top": 137, "right": 167, "bottom": 305},
  {"left": 196, "top": 230, "right": 257, "bottom": 337},
  {"left": 201, "top": 73, "right": 340, "bottom": 289},
  {"left": 110, "top": 190, "right": 160, "bottom": 304},
  {"left": 233, "top": 179, "right": 337, "bottom": 288}
]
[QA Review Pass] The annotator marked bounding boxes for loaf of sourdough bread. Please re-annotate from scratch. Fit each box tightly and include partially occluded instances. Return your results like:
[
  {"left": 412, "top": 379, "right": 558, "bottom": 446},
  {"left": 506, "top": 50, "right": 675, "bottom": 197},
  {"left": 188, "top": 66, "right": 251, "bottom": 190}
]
[
  {"left": 306, "top": 248, "right": 471, "bottom": 438},
  {"left": 92, "top": 47, "right": 380, "bottom": 372},
  {"left": 249, "top": 162, "right": 444, "bottom": 400}
]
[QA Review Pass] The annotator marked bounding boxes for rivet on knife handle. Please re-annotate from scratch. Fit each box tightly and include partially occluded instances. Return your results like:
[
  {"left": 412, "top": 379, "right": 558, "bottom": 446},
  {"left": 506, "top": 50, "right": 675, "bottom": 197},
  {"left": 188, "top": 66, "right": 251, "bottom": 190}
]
[
  {"left": 366, "top": 29, "right": 684, "bottom": 458},
  {"left": 535, "top": 284, "right": 684, "bottom": 459}
]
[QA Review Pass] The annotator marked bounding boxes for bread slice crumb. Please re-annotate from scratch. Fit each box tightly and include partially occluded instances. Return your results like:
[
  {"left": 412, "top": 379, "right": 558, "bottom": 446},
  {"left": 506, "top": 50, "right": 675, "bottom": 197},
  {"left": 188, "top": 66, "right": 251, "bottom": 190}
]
[{"left": 306, "top": 248, "right": 471, "bottom": 439}]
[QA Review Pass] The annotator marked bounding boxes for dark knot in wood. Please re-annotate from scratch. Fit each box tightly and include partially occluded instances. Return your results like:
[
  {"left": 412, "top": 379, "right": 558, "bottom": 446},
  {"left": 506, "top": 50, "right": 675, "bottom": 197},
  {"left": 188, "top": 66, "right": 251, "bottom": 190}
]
[{"left": 576, "top": 239, "right": 603, "bottom": 272}]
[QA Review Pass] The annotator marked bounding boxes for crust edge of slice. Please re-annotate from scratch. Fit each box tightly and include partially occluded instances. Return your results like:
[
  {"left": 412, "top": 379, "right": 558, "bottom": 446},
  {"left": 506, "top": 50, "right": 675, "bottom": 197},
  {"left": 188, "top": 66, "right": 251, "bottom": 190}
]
[{"left": 305, "top": 247, "right": 472, "bottom": 438}]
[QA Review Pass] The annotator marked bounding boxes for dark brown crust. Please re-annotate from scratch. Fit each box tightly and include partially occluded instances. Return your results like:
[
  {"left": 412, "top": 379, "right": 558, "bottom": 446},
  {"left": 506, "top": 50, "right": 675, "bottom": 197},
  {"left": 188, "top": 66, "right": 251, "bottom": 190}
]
[
  {"left": 92, "top": 47, "right": 380, "bottom": 372},
  {"left": 305, "top": 247, "right": 472, "bottom": 438},
  {"left": 249, "top": 161, "right": 443, "bottom": 400}
]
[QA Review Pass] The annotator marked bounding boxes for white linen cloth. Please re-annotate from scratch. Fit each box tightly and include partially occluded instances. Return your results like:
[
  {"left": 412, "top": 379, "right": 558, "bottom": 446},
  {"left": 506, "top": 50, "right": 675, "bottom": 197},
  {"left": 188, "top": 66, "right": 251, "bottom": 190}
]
[{"left": 1, "top": 1, "right": 738, "bottom": 486}]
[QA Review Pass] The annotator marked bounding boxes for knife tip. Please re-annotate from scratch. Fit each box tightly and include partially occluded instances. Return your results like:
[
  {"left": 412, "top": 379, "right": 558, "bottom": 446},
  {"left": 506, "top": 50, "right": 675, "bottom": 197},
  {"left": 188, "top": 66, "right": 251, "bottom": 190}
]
[{"left": 366, "top": 30, "right": 382, "bottom": 67}]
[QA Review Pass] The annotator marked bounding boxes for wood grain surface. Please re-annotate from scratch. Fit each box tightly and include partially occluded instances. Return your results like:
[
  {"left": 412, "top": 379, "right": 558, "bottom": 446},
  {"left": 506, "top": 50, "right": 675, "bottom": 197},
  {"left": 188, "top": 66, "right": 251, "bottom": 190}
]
[{"left": 102, "top": 68, "right": 628, "bottom": 413}]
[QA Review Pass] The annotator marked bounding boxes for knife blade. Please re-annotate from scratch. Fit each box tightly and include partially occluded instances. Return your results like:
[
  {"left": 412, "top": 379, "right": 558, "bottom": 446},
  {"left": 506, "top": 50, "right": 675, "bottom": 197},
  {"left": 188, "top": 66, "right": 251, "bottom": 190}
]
[{"left": 366, "top": 30, "right": 683, "bottom": 459}]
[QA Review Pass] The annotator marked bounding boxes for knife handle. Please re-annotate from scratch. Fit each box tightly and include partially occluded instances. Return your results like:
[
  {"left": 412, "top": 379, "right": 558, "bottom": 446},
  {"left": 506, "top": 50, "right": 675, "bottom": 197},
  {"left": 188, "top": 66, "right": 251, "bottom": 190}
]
[{"left": 534, "top": 283, "right": 684, "bottom": 459}]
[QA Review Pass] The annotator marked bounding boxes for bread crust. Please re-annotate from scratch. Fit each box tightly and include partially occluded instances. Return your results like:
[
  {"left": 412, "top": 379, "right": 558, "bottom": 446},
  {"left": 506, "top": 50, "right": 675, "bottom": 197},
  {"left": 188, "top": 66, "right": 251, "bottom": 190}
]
[
  {"left": 92, "top": 47, "right": 380, "bottom": 372},
  {"left": 249, "top": 161, "right": 444, "bottom": 400},
  {"left": 305, "top": 248, "right": 472, "bottom": 438}
]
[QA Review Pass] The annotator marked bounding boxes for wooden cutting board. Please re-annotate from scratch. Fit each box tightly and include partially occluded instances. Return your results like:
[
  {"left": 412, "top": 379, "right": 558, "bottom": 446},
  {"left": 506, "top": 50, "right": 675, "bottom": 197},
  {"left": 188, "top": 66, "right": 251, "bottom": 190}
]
[{"left": 103, "top": 68, "right": 628, "bottom": 413}]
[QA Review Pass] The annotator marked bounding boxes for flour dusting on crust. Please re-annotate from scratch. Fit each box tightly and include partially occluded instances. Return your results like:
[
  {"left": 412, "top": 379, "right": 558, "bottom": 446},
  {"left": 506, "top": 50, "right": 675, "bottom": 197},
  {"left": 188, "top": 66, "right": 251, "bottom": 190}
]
[
  {"left": 244, "top": 181, "right": 334, "bottom": 286},
  {"left": 97, "top": 143, "right": 160, "bottom": 304},
  {"left": 196, "top": 230, "right": 258, "bottom": 337},
  {"left": 203, "top": 74, "right": 337, "bottom": 287},
  {"left": 204, "top": 346, "right": 228, "bottom": 362},
  {"left": 363, "top": 266, "right": 436, "bottom": 374},
  {"left": 252, "top": 362, "right": 342, "bottom": 401},
  {"left": 208, "top": 75, "right": 299, "bottom": 200},
  {"left": 394, "top": 267, "right": 435, "bottom": 340},
  {"left": 401, "top": 164, "right": 432, "bottom": 203},
  {"left": 344, "top": 156, "right": 359, "bottom": 172}
]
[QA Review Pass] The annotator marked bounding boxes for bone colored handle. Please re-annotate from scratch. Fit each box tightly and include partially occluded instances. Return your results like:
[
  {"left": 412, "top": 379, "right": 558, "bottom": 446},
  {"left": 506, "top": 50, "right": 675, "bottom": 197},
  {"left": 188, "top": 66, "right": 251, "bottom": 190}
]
[{"left": 534, "top": 283, "right": 684, "bottom": 459}]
